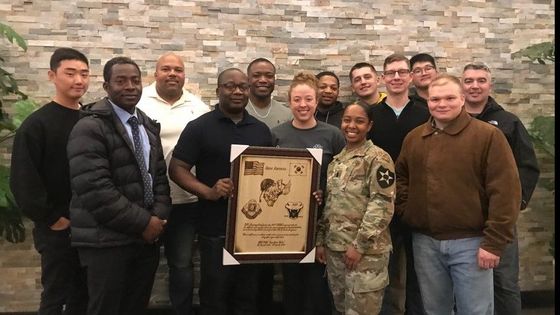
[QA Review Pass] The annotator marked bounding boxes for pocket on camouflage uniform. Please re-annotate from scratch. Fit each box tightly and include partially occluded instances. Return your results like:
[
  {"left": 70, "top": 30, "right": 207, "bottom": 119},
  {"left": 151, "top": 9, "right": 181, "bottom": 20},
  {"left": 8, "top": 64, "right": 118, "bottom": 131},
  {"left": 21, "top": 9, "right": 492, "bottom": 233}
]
[{"left": 351, "top": 265, "right": 389, "bottom": 293}]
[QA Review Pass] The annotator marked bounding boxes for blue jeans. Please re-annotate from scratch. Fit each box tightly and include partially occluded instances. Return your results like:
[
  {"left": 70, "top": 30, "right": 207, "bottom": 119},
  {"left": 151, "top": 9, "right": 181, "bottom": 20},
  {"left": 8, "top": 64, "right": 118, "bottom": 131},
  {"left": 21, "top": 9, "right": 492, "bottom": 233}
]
[
  {"left": 412, "top": 233, "right": 493, "bottom": 315},
  {"left": 493, "top": 229, "right": 521, "bottom": 315},
  {"left": 198, "top": 234, "right": 259, "bottom": 315},
  {"left": 163, "top": 203, "right": 199, "bottom": 315}
]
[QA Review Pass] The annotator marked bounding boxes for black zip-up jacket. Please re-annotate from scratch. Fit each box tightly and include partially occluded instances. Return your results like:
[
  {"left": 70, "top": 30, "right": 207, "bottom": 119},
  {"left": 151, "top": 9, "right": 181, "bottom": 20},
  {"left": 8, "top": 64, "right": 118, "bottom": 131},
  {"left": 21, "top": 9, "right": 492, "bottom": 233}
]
[
  {"left": 367, "top": 99, "right": 430, "bottom": 162},
  {"left": 315, "top": 101, "right": 345, "bottom": 128},
  {"left": 474, "top": 96, "right": 540, "bottom": 210},
  {"left": 67, "top": 98, "right": 171, "bottom": 247}
]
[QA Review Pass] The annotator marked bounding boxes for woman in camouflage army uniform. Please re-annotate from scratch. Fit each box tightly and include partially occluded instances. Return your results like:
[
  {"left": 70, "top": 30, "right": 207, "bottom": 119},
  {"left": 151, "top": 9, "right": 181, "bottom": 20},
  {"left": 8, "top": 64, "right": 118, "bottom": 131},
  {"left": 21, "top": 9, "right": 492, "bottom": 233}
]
[{"left": 316, "top": 103, "right": 395, "bottom": 315}]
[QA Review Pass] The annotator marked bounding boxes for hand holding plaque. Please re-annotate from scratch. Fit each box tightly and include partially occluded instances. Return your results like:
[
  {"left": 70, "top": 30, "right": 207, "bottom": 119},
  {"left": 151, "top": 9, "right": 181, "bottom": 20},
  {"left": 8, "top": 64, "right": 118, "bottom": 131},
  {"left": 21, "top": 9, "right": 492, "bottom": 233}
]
[{"left": 224, "top": 145, "right": 322, "bottom": 264}]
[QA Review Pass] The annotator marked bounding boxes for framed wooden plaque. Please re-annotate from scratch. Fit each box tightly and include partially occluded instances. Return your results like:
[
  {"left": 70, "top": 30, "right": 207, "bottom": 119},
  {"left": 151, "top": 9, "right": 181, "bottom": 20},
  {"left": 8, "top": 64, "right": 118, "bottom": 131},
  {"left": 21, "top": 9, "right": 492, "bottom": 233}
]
[{"left": 223, "top": 145, "right": 322, "bottom": 264}]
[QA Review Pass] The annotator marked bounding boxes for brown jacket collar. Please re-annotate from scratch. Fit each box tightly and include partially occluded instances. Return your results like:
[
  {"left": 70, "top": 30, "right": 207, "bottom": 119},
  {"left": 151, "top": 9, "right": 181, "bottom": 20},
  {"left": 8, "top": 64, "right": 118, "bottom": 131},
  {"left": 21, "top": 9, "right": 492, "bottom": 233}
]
[{"left": 422, "top": 107, "right": 472, "bottom": 137}]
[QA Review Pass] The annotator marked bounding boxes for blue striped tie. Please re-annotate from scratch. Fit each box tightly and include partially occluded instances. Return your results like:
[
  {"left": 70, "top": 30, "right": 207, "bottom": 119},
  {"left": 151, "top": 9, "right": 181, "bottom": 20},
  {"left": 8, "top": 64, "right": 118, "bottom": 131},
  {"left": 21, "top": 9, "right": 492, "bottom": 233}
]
[{"left": 128, "top": 116, "right": 154, "bottom": 207}]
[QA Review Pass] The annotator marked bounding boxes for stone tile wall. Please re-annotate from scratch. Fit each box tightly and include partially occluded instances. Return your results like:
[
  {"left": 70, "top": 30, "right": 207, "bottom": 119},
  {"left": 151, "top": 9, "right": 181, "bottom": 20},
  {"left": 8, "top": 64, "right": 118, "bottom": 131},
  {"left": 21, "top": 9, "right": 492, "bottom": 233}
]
[{"left": 0, "top": 0, "right": 554, "bottom": 312}]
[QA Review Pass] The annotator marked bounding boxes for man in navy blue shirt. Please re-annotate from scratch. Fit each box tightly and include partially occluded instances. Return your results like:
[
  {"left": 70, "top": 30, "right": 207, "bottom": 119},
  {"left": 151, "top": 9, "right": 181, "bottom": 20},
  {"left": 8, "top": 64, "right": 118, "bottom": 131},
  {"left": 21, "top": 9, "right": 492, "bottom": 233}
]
[{"left": 170, "top": 68, "right": 272, "bottom": 315}]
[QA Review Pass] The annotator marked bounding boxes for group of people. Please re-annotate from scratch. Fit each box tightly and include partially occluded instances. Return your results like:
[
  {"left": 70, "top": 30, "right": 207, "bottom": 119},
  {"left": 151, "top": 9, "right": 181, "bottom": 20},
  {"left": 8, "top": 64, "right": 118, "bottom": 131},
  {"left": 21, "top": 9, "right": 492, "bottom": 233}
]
[{"left": 9, "top": 47, "right": 539, "bottom": 315}]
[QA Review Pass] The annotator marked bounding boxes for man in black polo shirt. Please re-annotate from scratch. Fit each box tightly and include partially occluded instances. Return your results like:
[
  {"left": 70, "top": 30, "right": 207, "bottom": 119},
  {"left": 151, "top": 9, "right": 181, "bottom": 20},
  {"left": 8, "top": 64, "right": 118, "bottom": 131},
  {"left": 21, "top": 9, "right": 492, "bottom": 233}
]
[
  {"left": 169, "top": 68, "right": 272, "bottom": 315},
  {"left": 368, "top": 54, "right": 429, "bottom": 315}
]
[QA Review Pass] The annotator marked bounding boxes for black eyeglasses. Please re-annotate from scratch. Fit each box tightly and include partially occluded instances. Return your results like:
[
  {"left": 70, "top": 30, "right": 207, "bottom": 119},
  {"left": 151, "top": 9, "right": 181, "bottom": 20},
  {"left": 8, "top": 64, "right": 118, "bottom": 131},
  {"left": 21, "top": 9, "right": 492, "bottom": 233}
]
[
  {"left": 412, "top": 65, "right": 436, "bottom": 75},
  {"left": 383, "top": 69, "right": 410, "bottom": 78},
  {"left": 220, "top": 82, "right": 250, "bottom": 92}
]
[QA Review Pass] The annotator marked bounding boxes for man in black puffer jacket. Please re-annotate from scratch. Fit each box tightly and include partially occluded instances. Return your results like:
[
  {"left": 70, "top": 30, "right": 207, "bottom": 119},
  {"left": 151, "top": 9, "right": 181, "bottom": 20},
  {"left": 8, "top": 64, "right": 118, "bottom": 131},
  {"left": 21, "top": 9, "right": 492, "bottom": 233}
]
[{"left": 67, "top": 56, "right": 171, "bottom": 315}]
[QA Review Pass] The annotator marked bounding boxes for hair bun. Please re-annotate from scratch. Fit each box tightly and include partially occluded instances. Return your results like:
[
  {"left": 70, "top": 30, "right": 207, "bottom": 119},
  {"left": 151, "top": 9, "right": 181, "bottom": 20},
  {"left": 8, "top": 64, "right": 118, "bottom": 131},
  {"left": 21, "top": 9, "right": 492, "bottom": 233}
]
[
  {"left": 288, "top": 71, "right": 319, "bottom": 99},
  {"left": 292, "top": 71, "right": 318, "bottom": 85}
]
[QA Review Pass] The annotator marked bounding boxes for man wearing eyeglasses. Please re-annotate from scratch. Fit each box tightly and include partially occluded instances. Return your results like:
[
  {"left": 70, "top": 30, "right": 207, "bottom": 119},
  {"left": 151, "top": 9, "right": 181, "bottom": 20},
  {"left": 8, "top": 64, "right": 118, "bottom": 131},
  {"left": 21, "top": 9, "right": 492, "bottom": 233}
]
[
  {"left": 409, "top": 53, "right": 439, "bottom": 108},
  {"left": 169, "top": 68, "right": 272, "bottom": 315},
  {"left": 462, "top": 62, "right": 539, "bottom": 315},
  {"left": 367, "top": 54, "right": 429, "bottom": 315}
]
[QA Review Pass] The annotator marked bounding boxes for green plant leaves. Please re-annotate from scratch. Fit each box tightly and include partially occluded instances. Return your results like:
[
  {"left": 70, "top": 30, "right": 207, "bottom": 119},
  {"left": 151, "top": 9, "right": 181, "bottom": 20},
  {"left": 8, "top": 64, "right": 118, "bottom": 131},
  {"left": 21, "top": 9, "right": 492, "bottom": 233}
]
[
  {"left": 0, "top": 165, "right": 10, "bottom": 208},
  {"left": 11, "top": 99, "right": 38, "bottom": 128},
  {"left": 0, "top": 22, "right": 27, "bottom": 51},
  {"left": 0, "top": 67, "right": 27, "bottom": 98},
  {"left": 0, "top": 165, "right": 25, "bottom": 243},
  {"left": 529, "top": 115, "right": 555, "bottom": 158},
  {"left": 512, "top": 41, "right": 555, "bottom": 64},
  {"left": 0, "top": 22, "right": 28, "bottom": 100},
  {"left": 0, "top": 22, "right": 32, "bottom": 243},
  {"left": 528, "top": 115, "right": 555, "bottom": 192},
  {"left": 0, "top": 99, "right": 38, "bottom": 144}
]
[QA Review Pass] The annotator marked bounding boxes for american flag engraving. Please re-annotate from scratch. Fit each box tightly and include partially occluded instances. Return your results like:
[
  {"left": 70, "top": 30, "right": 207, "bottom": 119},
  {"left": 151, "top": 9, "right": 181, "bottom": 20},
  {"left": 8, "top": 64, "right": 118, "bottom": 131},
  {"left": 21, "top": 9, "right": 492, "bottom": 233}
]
[{"left": 244, "top": 160, "right": 264, "bottom": 175}]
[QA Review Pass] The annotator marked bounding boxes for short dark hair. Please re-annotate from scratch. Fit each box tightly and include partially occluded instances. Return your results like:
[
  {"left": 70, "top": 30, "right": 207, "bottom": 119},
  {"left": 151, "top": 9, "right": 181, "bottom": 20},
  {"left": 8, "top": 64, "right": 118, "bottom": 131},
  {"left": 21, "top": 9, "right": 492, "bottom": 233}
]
[
  {"left": 103, "top": 56, "right": 141, "bottom": 82},
  {"left": 316, "top": 71, "right": 340, "bottom": 87},
  {"left": 349, "top": 62, "right": 377, "bottom": 81},
  {"left": 247, "top": 58, "right": 276, "bottom": 74},
  {"left": 217, "top": 68, "right": 245, "bottom": 85},
  {"left": 410, "top": 53, "right": 436, "bottom": 70},
  {"left": 49, "top": 47, "right": 89, "bottom": 71},
  {"left": 344, "top": 102, "right": 374, "bottom": 122},
  {"left": 383, "top": 54, "right": 409, "bottom": 70}
]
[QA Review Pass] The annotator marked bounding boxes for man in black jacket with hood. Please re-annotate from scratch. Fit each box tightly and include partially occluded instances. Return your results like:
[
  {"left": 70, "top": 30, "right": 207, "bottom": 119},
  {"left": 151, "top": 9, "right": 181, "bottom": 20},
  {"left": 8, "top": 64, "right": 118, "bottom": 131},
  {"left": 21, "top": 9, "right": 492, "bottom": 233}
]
[
  {"left": 315, "top": 71, "right": 345, "bottom": 128},
  {"left": 462, "top": 62, "right": 540, "bottom": 315}
]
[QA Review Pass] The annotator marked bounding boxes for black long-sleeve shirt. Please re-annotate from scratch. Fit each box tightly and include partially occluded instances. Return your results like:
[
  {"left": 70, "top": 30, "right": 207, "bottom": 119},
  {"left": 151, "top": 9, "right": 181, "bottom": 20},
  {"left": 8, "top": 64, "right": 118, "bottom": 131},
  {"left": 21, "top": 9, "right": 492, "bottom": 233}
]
[
  {"left": 10, "top": 101, "right": 80, "bottom": 226},
  {"left": 367, "top": 99, "right": 430, "bottom": 162}
]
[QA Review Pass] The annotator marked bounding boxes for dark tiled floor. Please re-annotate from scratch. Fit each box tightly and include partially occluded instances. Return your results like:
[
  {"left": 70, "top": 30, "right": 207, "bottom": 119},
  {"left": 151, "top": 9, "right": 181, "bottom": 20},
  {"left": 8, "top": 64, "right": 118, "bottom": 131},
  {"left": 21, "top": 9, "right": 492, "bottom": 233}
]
[
  {"left": 522, "top": 308, "right": 555, "bottom": 315},
  {"left": 3, "top": 291, "right": 554, "bottom": 315},
  {"left": 2, "top": 306, "right": 555, "bottom": 315}
]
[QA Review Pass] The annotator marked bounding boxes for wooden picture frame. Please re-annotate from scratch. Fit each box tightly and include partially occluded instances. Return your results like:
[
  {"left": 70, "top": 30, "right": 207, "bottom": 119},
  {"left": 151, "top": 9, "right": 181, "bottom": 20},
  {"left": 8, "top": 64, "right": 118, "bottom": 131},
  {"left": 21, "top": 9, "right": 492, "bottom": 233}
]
[{"left": 223, "top": 145, "right": 322, "bottom": 265}]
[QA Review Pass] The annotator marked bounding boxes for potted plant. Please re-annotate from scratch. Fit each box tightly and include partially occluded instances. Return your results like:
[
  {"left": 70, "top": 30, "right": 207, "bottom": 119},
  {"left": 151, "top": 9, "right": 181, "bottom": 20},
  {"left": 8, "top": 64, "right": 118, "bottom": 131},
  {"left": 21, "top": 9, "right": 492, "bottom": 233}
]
[
  {"left": 0, "top": 22, "right": 38, "bottom": 243},
  {"left": 513, "top": 41, "right": 555, "bottom": 275}
]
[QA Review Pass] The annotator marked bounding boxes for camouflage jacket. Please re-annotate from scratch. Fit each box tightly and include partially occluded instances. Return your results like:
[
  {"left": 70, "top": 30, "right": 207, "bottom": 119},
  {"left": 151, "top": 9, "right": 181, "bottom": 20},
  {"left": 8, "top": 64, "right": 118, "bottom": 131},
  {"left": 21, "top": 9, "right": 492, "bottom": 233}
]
[{"left": 317, "top": 140, "right": 395, "bottom": 255}]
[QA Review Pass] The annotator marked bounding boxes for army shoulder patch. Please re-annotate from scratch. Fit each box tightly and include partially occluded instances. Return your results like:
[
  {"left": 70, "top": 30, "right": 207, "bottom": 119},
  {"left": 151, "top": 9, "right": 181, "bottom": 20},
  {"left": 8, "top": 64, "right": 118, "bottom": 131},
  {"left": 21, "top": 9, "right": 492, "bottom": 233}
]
[{"left": 376, "top": 165, "right": 395, "bottom": 188}]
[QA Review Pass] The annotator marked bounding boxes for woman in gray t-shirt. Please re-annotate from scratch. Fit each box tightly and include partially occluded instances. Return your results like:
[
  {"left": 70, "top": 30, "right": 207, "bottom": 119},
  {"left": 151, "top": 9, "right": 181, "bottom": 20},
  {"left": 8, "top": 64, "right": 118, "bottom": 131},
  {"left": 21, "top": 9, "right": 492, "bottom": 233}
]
[{"left": 271, "top": 71, "right": 345, "bottom": 315}]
